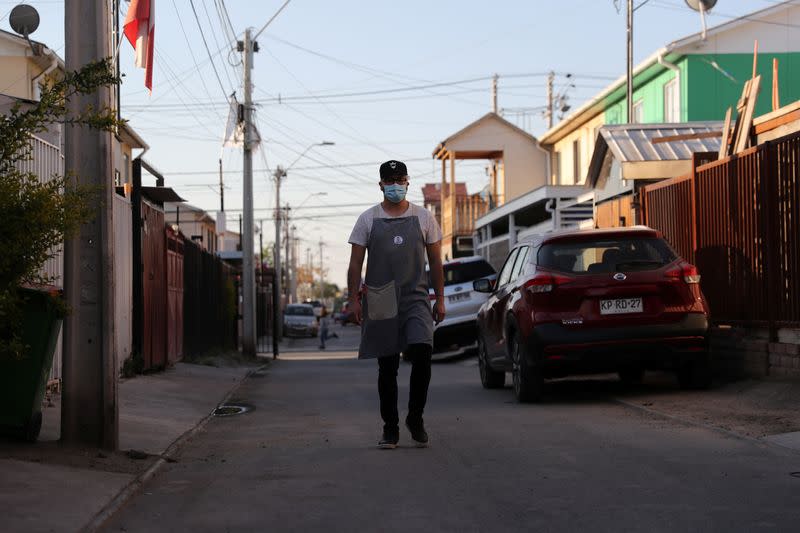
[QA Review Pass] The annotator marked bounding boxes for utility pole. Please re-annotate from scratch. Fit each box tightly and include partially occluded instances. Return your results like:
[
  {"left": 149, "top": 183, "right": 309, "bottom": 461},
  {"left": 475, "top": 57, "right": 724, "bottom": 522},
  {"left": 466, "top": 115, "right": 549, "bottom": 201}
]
[
  {"left": 290, "top": 224, "right": 298, "bottom": 303},
  {"left": 219, "top": 158, "right": 224, "bottom": 211},
  {"left": 627, "top": 0, "right": 634, "bottom": 123},
  {"left": 306, "top": 247, "right": 311, "bottom": 301},
  {"left": 318, "top": 239, "right": 325, "bottom": 300},
  {"left": 272, "top": 165, "right": 286, "bottom": 355},
  {"left": 284, "top": 205, "right": 290, "bottom": 302},
  {"left": 545, "top": 71, "right": 555, "bottom": 129},
  {"left": 62, "top": 0, "right": 117, "bottom": 449},
  {"left": 240, "top": 28, "right": 256, "bottom": 356},
  {"left": 491, "top": 73, "right": 498, "bottom": 113}
]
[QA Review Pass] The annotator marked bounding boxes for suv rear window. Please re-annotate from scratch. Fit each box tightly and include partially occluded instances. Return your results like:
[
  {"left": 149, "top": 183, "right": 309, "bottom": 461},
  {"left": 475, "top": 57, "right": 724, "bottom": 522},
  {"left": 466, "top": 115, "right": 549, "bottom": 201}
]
[
  {"left": 429, "top": 259, "right": 496, "bottom": 287},
  {"left": 538, "top": 237, "right": 677, "bottom": 274}
]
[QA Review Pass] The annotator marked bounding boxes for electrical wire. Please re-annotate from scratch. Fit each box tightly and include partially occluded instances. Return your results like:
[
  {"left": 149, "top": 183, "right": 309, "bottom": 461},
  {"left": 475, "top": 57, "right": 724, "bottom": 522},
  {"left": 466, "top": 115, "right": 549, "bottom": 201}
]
[
  {"left": 200, "top": 0, "right": 236, "bottom": 90},
  {"left": 188, "top": 0, "right": 232, "bottom": 98},
  {"left": 170, "top": 0, "right": 225, "bottom": 122}
]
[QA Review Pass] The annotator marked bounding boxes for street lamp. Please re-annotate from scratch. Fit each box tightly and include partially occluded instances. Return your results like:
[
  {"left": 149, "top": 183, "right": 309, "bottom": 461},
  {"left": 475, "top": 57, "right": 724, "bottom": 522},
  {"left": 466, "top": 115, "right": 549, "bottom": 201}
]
[
  {"left": 296, "top": 192, "right": 328, "bottom": 209},
  {"left": 271, "top": 141, "right": 335, "bottom": 358}
]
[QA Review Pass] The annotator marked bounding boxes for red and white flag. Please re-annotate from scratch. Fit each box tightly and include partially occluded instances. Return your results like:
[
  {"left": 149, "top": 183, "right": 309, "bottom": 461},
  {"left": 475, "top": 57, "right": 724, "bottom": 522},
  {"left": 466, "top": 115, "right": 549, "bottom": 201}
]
[{"left": 123, "top": 0, "right": 155, "bottom": 92}]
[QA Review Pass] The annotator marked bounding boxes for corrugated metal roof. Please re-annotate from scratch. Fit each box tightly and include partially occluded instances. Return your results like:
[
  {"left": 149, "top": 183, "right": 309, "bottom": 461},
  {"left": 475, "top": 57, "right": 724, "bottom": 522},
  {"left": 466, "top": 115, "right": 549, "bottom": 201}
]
[{"left": 601, "top": 122, "right": 723, "bottom": 163}]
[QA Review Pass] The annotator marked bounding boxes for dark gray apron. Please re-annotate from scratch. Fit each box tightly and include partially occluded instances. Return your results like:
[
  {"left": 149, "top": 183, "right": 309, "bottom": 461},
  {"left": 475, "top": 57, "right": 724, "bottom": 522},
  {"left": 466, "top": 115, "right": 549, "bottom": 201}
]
[{"left": 358, "top": 204, "right": 433, "bottom": 359}]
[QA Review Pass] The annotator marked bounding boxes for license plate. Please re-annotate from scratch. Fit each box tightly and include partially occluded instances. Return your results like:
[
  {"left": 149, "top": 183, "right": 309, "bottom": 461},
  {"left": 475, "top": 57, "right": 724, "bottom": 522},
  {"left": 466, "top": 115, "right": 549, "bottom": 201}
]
[
  {"left": 600, "top": 297, "right": 643, "bottom": 315},
  {"left": 448, "top": 292, "right": 470, "bottom": 303}
]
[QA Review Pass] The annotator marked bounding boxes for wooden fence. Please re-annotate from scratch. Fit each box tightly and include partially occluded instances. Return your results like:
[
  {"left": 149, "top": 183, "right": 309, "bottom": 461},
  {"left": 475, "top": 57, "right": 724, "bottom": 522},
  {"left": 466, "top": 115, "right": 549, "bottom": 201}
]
[
  {"left": 642, "top": 133, "right": 800, "bottom": 332},
  {"left": 182, "top": 239, "right": 237, "bottom": 356}
]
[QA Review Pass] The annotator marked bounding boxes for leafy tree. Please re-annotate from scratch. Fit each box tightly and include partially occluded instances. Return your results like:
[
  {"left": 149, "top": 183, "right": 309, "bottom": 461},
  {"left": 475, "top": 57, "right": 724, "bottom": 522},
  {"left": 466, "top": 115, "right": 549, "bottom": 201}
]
[{"left": 0, "top": 59, "right": 121, "bottom": 359}]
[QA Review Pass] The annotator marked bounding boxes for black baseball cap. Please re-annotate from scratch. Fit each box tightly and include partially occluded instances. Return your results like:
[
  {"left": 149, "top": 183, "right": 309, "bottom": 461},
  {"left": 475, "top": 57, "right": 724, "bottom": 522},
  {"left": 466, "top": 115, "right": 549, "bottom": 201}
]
[{"left": 379, "top": 160, "right": 408, "bottom": 181}]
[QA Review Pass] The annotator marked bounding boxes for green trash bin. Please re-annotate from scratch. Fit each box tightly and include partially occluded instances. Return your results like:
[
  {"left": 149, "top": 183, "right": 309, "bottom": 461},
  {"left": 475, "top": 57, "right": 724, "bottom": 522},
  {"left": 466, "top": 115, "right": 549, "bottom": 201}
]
[{"left": 0, "top": 287, "right": 63, "bottom": 442}]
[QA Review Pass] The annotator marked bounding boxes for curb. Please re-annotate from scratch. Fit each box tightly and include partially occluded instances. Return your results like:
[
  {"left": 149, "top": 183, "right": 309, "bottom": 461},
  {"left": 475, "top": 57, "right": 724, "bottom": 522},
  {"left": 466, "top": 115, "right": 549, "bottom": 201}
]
[
  {"left": 81, "top": 364, "right": 267, "bottom": 533},
  {"left": 613, "top": 397, "right": 800, "bottom": 455}
]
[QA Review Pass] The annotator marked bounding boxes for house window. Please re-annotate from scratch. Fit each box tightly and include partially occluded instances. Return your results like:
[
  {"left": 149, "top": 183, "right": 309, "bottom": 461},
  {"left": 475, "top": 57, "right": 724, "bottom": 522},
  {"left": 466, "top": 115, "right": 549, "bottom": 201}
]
[
  {"left": 664, "top": 78, "right": 679, "bottom": 122},
  {"left": 632, "top": 99, "right": 644, "bottom": 123},
  {"left": 572, "top": 139, "right": 581, "bottom": 184}
]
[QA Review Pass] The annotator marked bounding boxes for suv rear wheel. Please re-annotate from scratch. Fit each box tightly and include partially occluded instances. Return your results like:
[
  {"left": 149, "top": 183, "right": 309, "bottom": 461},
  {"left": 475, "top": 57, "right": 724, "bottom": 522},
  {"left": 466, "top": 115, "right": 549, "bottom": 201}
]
[
  {"left": 510, "top": 330, "right": 544, "bottom": 403},
  {"left": 478, "top": 335, "right": 504, "bottom": 389}
]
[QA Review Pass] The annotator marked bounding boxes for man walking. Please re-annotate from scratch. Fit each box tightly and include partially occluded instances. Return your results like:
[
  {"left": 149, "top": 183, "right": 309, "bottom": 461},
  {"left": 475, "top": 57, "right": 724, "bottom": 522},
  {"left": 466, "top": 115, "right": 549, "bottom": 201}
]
[{"left": 347, "top": 160, "right": 445, "bottom": 449}]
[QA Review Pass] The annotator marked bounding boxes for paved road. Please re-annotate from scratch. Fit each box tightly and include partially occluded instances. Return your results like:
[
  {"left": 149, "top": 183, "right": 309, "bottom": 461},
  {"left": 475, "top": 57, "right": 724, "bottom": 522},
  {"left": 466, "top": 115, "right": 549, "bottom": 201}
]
[
  {"left": 275, "top": 320, "right": 362, "bottom": 353},
  {"left": 104, "top": 354, "right": 800, "bottom": 532}
]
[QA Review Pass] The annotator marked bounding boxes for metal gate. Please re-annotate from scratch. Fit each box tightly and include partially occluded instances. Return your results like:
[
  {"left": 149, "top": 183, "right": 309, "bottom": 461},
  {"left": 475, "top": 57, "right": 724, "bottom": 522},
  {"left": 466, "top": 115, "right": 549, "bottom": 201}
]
[{"left": 255, "top": 267, "right": 275, "bottom": 354}]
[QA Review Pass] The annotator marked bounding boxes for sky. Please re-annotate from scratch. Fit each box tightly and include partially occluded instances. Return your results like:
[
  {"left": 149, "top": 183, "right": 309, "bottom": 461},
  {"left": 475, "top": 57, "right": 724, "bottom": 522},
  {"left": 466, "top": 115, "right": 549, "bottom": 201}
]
[{"left": 0, "top": 0, "right": 789, "bottom": 287}]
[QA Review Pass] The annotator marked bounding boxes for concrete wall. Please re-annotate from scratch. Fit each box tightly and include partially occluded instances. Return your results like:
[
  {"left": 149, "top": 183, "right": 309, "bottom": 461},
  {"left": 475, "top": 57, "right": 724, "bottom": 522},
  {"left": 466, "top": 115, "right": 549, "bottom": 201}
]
[
  {"left": 113, "top": 195, "right": 133, "bottom": 371},
  {"left": 711, "top": 327, "right": 800, "bottom": 379}
]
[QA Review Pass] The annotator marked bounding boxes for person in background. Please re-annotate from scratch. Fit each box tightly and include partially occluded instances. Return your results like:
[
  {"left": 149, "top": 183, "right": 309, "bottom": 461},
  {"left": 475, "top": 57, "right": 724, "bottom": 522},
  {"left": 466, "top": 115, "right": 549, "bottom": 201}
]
[
  {"left": 318, "top": 306, "right": 331, "bottom": 350},
  {"left": 347, "top": 159, "right": 445, "bottom": 449}
]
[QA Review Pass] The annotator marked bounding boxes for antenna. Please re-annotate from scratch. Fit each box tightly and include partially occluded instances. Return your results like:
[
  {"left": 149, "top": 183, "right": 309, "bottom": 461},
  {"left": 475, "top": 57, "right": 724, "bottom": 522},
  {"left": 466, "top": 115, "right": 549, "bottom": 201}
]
[
  {"left": 684, "top": 0, "right": 717, "bottom": 40},
  {"left": 9, "top": 4, "right": 40, "bottom": 52},
  {"left": 9, "top": 4, "right": 40, "bottom": 36}
]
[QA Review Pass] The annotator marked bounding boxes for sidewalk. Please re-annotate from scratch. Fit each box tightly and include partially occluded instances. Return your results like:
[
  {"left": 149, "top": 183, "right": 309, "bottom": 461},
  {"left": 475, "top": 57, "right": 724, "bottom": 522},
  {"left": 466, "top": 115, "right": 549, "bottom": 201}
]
[
  {"left": 0, "top": 361, "right": 258, "bottom": 533},
  {"left": 610, "top": 373, "right": 800, "bottom": 447}
]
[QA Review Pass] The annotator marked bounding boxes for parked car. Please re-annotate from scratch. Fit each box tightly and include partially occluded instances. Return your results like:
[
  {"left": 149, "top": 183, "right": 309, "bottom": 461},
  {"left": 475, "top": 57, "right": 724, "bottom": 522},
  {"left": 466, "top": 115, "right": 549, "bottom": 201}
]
[
  {"left": 473, "top": 226, "right": 711, "bottom": 402},
  {"left": 427, "top": 256, "right": 496, "bottom": 359},
  {"left": 304, "top": 299, "right": 323, "bottom": 318},
  {"left": 283, "top": 303, "right": 318, "bottom": 338}
]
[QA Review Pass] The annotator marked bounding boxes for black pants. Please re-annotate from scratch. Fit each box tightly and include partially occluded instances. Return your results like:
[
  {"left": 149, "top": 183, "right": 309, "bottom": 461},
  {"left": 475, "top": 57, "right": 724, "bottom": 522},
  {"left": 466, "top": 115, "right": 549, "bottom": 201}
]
[{"left": 378, "top": 343, "right": 432, "bottom": 430}]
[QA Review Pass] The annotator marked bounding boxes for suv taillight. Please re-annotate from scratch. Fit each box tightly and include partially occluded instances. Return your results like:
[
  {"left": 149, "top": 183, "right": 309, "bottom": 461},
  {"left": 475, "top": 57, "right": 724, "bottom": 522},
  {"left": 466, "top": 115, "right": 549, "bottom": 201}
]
[
  {"left": 524, "top": 273, "right": 572, "bottom": 293},
  {"left": 666, "top": 263, "right": 701, "bottom": 284}
]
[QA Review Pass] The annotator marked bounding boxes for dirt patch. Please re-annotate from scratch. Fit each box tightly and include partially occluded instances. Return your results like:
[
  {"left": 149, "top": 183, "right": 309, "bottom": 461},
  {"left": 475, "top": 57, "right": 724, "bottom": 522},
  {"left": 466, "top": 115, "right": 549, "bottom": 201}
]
[
  {"left": 182, "top": 349, "right": 263, "bottom": 369},
  {"left": 614, "top": 373, "right": 800, "bottom": 439},
  {"left": 0, "top": 439, "right": 157, "bottom": 475}
]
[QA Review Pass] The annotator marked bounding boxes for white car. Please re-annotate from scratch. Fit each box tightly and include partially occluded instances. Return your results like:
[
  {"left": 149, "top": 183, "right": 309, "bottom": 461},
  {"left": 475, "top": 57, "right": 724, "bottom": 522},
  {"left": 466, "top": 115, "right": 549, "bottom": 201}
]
[
  {"left": 283, "top": 304, "right": 319, "bottom": 338},
  {"left": 427, "top": 256, "right": 496, "bottom": 359}
]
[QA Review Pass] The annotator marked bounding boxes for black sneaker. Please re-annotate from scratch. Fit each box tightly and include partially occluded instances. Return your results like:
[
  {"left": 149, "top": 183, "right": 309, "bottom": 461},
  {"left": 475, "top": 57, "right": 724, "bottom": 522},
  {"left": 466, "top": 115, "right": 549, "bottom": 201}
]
[
  {"left": 378, "top": 427, "right": 399, "bottom": 449},
  {"left": 405, "top": 418, "right": 429, "bottom": 448}
]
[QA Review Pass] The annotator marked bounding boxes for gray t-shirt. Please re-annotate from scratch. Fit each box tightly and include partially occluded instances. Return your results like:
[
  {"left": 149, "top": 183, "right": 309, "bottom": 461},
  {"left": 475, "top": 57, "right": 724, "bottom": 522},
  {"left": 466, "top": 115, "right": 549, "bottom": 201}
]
[{"left": 348, "top": 203, "right": 442, "bottom": 247}]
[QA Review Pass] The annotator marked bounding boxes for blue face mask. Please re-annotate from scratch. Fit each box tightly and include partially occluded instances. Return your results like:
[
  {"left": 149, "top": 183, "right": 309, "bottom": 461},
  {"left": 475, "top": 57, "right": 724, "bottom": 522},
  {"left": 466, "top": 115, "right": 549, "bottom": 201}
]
[{"left": 383, "top": 183, "right": 407, "bottom": 203}]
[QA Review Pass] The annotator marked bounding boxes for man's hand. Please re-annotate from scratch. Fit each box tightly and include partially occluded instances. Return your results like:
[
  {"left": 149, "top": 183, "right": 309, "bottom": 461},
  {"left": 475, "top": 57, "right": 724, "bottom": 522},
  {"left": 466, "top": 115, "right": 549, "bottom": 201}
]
[
  {"left": 350, "top": 298, "right": 363, "bottom": 325},
  {"left": 432, "top": 299, "right": 446, "bottom": 325}
]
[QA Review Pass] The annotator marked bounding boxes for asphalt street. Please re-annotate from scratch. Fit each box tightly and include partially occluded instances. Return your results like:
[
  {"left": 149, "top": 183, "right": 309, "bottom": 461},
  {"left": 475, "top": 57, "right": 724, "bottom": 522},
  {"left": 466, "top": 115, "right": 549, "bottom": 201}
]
[{"left": 103, "top": 328, "right": 800, "bottom": 532}]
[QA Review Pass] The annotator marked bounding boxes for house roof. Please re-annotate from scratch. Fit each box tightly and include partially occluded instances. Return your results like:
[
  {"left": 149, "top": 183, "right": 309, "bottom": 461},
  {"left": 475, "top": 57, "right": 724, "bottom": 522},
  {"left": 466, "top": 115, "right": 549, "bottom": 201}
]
[
  {"left": 118, "top": 122, "right": 149, "bottom": 151},
  {"left": 0, "top": 28, "right": 65, "bottom": 71},
  {"left": 586, "top": 122, "right": 723, "bottom": 186},
  {"left": 539, "top": 1, "right": 799, "bottom": 146},
  {"left": 421, "top": 182, "right": 468, "bottom": 202},
  {"left": 432, "top": 112, "right": 540, "bottom": 160},
  {"left": 141, "top": 187, "right": 185, "bottom": 206}
]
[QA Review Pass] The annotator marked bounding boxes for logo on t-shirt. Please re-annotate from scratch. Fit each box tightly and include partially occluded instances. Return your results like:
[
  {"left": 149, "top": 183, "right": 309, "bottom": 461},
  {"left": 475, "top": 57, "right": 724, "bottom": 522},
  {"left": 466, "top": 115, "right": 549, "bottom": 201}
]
[{"left": 393, "top": 235, "right": 404, "bottom": 245}]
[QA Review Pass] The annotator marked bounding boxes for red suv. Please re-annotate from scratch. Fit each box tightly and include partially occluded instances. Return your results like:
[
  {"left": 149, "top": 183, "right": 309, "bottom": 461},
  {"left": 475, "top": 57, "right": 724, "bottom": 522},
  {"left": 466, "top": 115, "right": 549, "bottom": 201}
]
[{"left": 473, "top": 227, "right": 711, "bottom": 402}]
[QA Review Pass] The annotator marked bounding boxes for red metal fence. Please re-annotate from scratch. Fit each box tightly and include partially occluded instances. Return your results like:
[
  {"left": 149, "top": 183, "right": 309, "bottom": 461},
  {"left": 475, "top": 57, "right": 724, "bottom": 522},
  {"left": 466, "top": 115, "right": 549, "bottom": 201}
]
[{"left": 642, "top": 133, "right": 800, "bottom": 332}]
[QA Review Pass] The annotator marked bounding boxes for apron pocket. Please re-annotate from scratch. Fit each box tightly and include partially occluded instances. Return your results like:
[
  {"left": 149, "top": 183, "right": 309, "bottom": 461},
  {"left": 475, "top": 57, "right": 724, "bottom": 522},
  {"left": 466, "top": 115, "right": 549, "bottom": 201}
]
[{"left": 366, "top": 280, "right": 398, "bottom": 321}]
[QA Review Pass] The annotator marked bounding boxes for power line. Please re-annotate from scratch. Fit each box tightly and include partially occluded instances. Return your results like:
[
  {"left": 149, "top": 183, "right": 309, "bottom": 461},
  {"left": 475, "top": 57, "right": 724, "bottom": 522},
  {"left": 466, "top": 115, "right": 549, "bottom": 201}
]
[
  {"left": 188, "top": 0, "right": 231, "bottom": 98},
  {"left": 170, "top": 0, "right": 224, "bottom": 122},
  {"left": 200, "top": 0, "right": 236, "bottom": 90},
  {"left": 158, "top": 157, "right": 430, "bottom": 175},
  {"left": 216, "top": 0, "right": 238, "bottom": 42}
]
